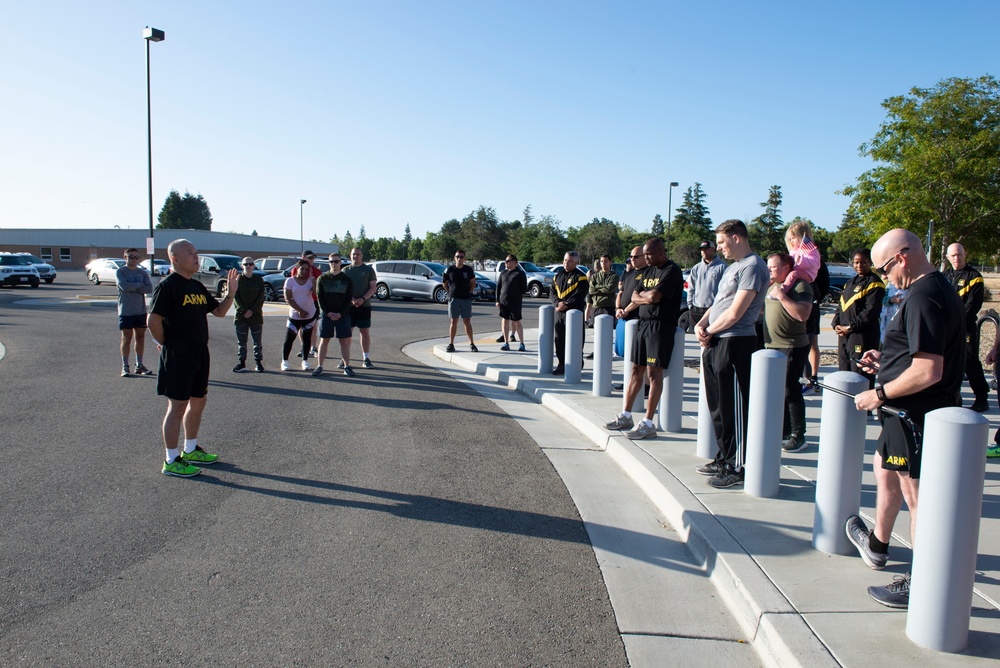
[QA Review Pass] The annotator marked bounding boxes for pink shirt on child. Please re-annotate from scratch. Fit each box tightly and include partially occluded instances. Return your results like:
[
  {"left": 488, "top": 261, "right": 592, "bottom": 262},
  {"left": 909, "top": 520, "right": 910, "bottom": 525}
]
[{"left": 783, "top": 237, "right": 819, "bottom": 289}]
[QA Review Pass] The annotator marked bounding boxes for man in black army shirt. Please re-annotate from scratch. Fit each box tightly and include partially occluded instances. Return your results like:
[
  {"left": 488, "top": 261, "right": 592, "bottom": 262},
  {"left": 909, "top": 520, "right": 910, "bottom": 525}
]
[
  {"left": 832, "top": 248, "right": 884, "bottom": 388},
  {"left": 944, "top": 242, "right": 989, "bottom": 412},
  {"left": 551, "top": 251, "right": 588, "bottom": 375}
]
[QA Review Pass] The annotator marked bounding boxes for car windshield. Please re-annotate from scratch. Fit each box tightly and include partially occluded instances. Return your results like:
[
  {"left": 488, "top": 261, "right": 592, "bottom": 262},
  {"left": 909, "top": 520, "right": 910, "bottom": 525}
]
[
  {"left": 23, "top": 255, "right": 44, "bottom": 264},
  {"left": 422, "top": 262, "right": 446, "bottom": 276},
  {"left": 1, "top": 256, "right": 29, "bottom": 266},
  {"left": 214, "top": 257, "right": 242, "bottom": 271},
  {"left": 520, "top": 262, "right": 544, "bottom": 272}
]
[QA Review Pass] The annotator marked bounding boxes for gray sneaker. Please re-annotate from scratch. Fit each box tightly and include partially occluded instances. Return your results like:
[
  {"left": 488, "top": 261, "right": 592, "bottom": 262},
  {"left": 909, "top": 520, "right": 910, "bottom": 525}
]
[
  {"left": 695, "top": 461, "right": 722, "bottom": 476},
  {"left": 626, "top": 421, "right": 657, "bottom": 440},
  {"left": 845, "top": 515, "right": 888, "bottom": 570},
  {"left": 781, "top": 435, "right": 807, "bottom": 452},
  {"left": 868, "top": 572, "right": 910, "bottom": 608},
  {"left": 707, "top": 468, "right": 744, "bottom": 489},
  {"left": 604, "top": 413, "right": 634, "bottom": 431}
]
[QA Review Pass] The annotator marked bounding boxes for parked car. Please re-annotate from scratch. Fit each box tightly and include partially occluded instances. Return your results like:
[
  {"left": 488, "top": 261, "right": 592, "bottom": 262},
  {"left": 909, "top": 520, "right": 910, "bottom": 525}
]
[
  {"left": 0, "top": 253, "right": 40, "bottom": 288},
  {"left": 193, "top": 254, "right": 266, "bottom": 298},
  {"left": 85, "top": 258, "right": 130, "bottom": 285},
  {"left": 371, "top": 260, "right": 449, "bottom": 304},
  {"left": 255, "top": 256, "right": 304, "bottom": 275},
  {"left": 140, "top": 258, "right": 172, "bottom": 276},
  {"left": 262, "top": 260, "right": 330, "bottom": 302},
  {"left": 825, "top": 265, "right": 855, "bottom": 304},
  {"left": 14, "top": 253, "right": 57, "bottom": 283},
  {"left": 486, "top": 261, "right": 553, "bottom": 298},
  {"left": 474, "top": 272, "right": 497, "bottom": 302}
]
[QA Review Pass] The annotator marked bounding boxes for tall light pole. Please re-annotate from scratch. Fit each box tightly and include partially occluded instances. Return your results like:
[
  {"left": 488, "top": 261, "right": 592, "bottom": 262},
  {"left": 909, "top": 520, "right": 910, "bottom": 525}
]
[
  {"left": 666, "top": 181, "right": 679, "bottom": 245},
  {"left": 144, "top": 27, "right": 165, "bottom": 268},
  {"left": 300, "top": 199, "right": 307, "bottom": 253}
]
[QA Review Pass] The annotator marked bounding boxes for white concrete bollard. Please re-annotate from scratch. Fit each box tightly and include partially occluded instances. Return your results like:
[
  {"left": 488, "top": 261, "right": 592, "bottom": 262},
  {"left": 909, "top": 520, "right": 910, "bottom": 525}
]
[
  {"left": 907, "top": 407, "right": 990, "bottom": 653},
  {"left": 658, "top": 326, "right": 686, "bottom": 433},
  {"left": 564, "top": 309, "right": 583, "bottom": 384},
  {"left": 696, "top": 367, "right": 718, "bottom": 460},
  {"left": 811, "top": 371, "right": 869, "bottom": 554},
  {"left": 537, "top": 305, "right": 554, "bottom": 374},
  {"left": 744, "top": 349, "right": 787, "bottom": 498},
  {"left": 592, "top": 314, "right": 613, "bottom": 397},
  {"left": 623, "top": 320, "right": 643, "bottom": 413}
]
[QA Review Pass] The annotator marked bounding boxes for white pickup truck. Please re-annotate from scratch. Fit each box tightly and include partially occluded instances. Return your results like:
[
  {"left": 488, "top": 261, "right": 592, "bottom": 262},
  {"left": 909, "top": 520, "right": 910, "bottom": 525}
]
[{"left": 483, "top": 260, "right": 555, "bottom": 298}]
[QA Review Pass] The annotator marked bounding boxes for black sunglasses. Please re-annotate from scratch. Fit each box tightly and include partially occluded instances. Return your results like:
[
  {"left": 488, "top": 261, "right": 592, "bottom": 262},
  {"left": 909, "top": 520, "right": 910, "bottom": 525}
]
[{"left": 876, "top": 247, "right": 908, "bottom": 277}]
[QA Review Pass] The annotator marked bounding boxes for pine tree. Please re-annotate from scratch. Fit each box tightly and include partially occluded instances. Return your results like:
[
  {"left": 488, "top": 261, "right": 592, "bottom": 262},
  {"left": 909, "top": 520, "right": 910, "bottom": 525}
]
[
  {"left": 651, "top": 214, "right": 664, "bottom": 237},
  {"left": 750, "top": 185, "right": 784, "bottom": 255}
]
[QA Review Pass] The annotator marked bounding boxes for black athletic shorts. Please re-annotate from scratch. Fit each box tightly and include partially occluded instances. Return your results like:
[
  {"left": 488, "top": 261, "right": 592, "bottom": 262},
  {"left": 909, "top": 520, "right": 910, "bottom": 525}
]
[
  {"left": 319, "top": 313, "right": 353, "bottom": 339},
  {"left": 806, "top": 301, "right": 820, "bottom": 336},
  {"left": 878, "top": 392, "right": 960, "bottom": 479},
  {"left": 157, "top": 341, "right": 210, "bottom": 401},
  {"left": 350, "top": 306, "right": 372, "bottom": 329},
  {"left": 632, "top": 320, "right": 674, "bottom": 368},
  {"left": 498, "top": 303, "right": 522, "bottom": 321}
]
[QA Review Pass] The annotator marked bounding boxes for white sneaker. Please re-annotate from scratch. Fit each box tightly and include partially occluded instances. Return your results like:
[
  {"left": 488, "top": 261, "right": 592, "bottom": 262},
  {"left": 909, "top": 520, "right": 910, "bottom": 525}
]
[
  {"left": 280, "top": 360, "right": 290, "bottom": 371},
  {"left": 301, "top": 359, "right": 311, "bottom": 371}
]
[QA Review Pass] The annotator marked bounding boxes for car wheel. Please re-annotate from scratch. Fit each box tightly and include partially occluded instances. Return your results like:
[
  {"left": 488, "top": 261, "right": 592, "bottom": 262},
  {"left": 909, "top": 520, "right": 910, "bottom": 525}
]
[
  {"left": 529, "top": 283, "right": 542, "bottom": 298},
  {"left": 434, "top": 286, "right": 448, "bottom": 304},
  {"left": 44, "top": 278, "right": 54, "bottom": 284},
  {"left": 264, "top": 284, "right": 277, "bottom": 302},
  {"left": 30, "top": 281, "right": 40, "bottom": 288},
  {"left": 677, "top": 310, "right": 691, "bottom": 333},
  {"left": 218, "top": 281, "right": 229, "bottom": 299},
  {"left": 91, "top": 273, "right": 100, "bottom": 285},
  {"left": 375, "top": 283, "right": 390, "bottom": 301}
]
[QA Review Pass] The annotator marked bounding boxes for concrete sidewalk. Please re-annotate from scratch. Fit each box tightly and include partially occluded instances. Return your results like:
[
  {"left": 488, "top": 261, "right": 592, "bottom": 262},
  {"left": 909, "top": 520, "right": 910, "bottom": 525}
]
[{"left": 430, "top": 322, "right": 1000, "bottom": 666}]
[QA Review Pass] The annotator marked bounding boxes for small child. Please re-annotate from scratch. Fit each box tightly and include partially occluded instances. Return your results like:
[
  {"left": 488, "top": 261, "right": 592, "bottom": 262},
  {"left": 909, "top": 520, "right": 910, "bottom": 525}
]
[{"left": 782, "top": 221, "right": 820, "bottom": 292}]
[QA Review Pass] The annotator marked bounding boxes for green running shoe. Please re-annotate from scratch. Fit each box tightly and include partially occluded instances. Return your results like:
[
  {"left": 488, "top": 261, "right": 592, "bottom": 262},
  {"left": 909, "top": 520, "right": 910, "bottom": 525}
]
[
  {"left": 163, "top": 459, "right": 201, "bottom": 477},
  {"left": 180, "top": 446, "right": 219, "bottom": 465},
  {"left": 987, "top": 444, "right": 1000, "bottom": 459}
]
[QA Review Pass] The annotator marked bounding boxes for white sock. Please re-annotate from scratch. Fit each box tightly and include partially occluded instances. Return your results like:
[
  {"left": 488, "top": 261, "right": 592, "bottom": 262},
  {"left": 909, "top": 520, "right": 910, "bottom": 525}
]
[
  {"left": 184, "top": 438, "right": 197, "bottom": 453},
  {"left": 620, "top": 411, "right": 632, "bottom": 419},
  {"left": 363, "top": 352, "right": 370, "bottom": 360},
  {"left": 642, "top": 418, "right": 655, "bottom": 427},
  {"left": 166, "top": 448, "right": 180, "bottom": 463}
]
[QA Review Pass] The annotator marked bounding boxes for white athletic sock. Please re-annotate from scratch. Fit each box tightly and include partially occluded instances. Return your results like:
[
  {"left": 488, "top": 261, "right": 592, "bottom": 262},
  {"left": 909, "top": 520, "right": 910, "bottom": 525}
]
[
  {"left": 166, "top": 448, "right": 180, "bottom": 463},
  {"left": 620, "top": 411, "right": 632, "bottom": 419},
  {"left": 183, "top": 438, "right": 197, "bottom": 454},
  {"left": 642, "top": 418, "right": 655, "bottom": 427},
  {"left": 363, "top": 352, "right": 370, "bottom": 360}
]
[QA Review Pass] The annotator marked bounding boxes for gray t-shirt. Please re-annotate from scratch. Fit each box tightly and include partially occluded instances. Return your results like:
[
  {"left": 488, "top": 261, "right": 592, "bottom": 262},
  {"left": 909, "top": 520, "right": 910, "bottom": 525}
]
[
  {"left": 708, "top": 253, "right": 768, "bottom": 338},
  {"left": 116, "top": 266, "right": 152, "bottom": 317}
]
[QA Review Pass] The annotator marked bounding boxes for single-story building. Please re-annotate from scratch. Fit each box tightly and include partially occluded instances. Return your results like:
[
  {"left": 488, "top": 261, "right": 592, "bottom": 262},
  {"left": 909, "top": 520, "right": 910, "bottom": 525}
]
[{"left": 0, "top": 229, "right": 339, "bottom": 269}]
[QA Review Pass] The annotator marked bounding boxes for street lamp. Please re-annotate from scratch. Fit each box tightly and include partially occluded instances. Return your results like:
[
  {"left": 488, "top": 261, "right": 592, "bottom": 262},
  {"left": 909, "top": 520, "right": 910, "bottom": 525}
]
[
  {"left": 300, "top": 199, "right": 307, "bottom": 253},
  {"left": 666, "top": 181, "right": 679, "bottom": 245},
  {"left": 144, "top": 26, "right": 164, "bottom": 269}
]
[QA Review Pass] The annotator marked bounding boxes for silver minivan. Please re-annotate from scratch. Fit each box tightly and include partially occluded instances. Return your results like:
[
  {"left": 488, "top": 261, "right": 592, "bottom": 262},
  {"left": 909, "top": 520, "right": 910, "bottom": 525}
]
[{"left": 372, "top": 260, "right": 449, "bottom": 304}]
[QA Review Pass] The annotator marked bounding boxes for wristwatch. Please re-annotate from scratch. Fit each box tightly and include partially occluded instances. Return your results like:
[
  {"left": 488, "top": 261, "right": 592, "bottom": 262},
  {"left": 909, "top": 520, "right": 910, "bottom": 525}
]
[{"left": 875, "top": 385, "right": 887, "bottom": 402}]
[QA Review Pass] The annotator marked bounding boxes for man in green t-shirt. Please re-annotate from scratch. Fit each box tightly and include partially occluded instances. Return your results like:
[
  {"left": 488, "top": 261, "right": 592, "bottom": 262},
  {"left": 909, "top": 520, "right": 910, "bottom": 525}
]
[
  {"left": 314, "top": 253, "right": 355, "bottom": 377},
  {"left": 763, "top": 252, "right": 813, "bottom": 452}
]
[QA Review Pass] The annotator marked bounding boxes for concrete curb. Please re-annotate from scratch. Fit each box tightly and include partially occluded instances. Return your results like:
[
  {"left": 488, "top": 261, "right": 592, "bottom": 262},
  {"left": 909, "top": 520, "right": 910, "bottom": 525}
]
[{"left": 432, "top": 342, "right": 837, "bottom": 667}]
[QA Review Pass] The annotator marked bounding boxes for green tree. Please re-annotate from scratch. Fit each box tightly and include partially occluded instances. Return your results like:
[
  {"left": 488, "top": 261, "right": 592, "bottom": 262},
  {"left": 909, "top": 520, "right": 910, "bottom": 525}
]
[
  {"left": 358, "top": 237, "right": 375, "bottom": 259},
  {"left": 358, "top": 225, "right": 367, "bottom": 240},
  {"left": 402, "top": 224, "right": 412, "bottom": 245},
  {"left": 687, "top": 182, "right": 713, "bottom": 236},
  {"left": 370, "top": 237, "right": 390, "bottom": 260},
  {"left": 157, "top": 190, "right": 213, "bottom": 230},
  {"left": 342, "top": 230, "right": 354, "bottom": 250},
  {"left": 522, "top": 204, "right": 534, "bottom": 228},
  {"left": 830, "top": 211, "right": 870, "bottom": 263},
  {"left": 840, "top": 75, "right": 1000, "bottom": 261},
  {"left": 651, "top": 214, "right": 664, "bottom": 237},
  {"left": 458, "top": 206, "right": 506, "bottom": 261},
  {"left": 407, "top": 237, "right": 424, "bottom": 260},
  {"left": 424, "top": 231, "right": 459, "bottom": 262},
  {"left": 573, "top": 217, "right": 623, "bottom": 265},
  {"left": 749, "top": 185, "right": 784, "bottom": 256}
]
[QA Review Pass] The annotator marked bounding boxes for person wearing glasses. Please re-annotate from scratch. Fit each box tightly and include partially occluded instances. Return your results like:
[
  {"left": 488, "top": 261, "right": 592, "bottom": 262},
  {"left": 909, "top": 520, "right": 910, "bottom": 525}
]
[
  {"left": 847, "top": 229, "right": 965, "bottom": 609},
  {"left": 496, "top": 255, "right": 527, "bottom": 351},
  {"left": 313, "top": 253, "right": 355, "bottom": 377},
  {"left": 116, "top": 248, "right": 154, "bottom": 377},
  {"left": 232, "top": 257, "right": 265, "bottom": 373},
  {"left": 831, "top": 249, "right": 884, "bottom": 388},
  {"left": 443, "top": 251, "right": 478, "bottom": 353},
  {"left": 686, "top": 241, "right": 727, "bottom": 333},
  {"left": 614, "top": 246, "right": 647, "bottom": 358}
]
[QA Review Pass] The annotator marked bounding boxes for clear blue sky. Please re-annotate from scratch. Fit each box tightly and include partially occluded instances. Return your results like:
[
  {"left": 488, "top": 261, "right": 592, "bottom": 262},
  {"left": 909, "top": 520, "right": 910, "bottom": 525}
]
[{"left": 2, "top": 1, "right": 997, "bottom": 243}]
